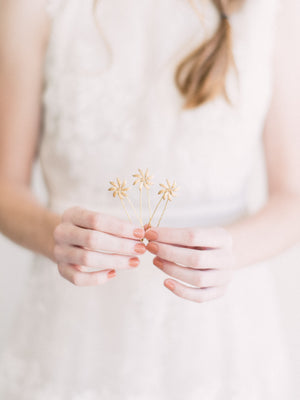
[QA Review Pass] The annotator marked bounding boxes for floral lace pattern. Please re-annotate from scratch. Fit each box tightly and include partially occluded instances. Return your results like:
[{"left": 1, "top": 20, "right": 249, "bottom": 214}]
[{"left": 0, "top": 0, "right": 291, "bottom": 399}]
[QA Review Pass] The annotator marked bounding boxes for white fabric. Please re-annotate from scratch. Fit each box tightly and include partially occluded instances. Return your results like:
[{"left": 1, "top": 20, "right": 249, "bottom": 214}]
[{"left": 0, "top": 0, "right": 292, "bottom": 398}]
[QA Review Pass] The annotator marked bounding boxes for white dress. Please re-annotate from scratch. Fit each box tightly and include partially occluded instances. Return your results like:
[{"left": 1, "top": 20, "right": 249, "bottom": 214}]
[{"left": 0, "top": 0, "right": 292, "bottom": 398}]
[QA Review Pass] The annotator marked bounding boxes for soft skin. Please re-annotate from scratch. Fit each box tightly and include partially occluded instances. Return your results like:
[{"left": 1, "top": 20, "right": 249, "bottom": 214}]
[
  {"left": 145, "top": 2, "right": 300, "bottom": 302},
  {"left": 53, "top": 206, "right": 146, "bottom": 285},
  {"left": 0, "top": 0, "right": 299, "bottom": 295},
  {"left": 145, "top": 226, "right": 234, "bottom": 302}
]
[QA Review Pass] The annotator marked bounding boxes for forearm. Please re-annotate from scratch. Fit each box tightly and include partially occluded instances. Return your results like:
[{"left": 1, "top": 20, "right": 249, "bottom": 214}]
[
  {"left": 0, "top": 180, "right": 61, "bottom": 262},
  {"left": 225, "top": 192, "right": 300, "bottom": 269}
]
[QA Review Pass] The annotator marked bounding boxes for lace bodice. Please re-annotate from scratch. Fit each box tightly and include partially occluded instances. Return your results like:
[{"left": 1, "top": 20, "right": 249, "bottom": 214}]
[
  {"left": 1, "top": 3, "right": 293, "bottom": 400},
  {"left": 39, "top": 0, "right": 281, "bottom": 225}
]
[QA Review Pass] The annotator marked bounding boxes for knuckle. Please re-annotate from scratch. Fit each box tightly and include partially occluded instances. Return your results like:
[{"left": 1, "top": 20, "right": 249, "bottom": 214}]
[
  {"left": 53, "top": 224, "right": 63, "bottom": 242},
  {"left": 88, "top": 213, "right": 100, "bottom": 229},
  {"left": 71, "top": 272, "right": 82, "bottom": 286},
  {"left": 73, "top": 205, "right": 83, "bottom": 214},
  {"left": 114, "top": 221, "right": 127, "bottom": 237},
  {"left": 186, "top": 229, "right": 197, "bottom": 246},
  {"left": 62, "top": 206, "right": 77, "bottom": 221},
  {"left": 57, "top": 263, "right": 64, "bottom": 277},
  {"left": 85, "top": 231, "right": 98, "bottom": 248},
  {"left": 73, "top": 265, "right": 84, "bottom": 272},
  {"left": 79, "top": 250, "right": 91, "bottom": 266},
  {"left": 189, "top": 252, "right": 202, "bottom": 268},
  {"left": 61, "top": 211, "right": 69, "bottom": 223}
]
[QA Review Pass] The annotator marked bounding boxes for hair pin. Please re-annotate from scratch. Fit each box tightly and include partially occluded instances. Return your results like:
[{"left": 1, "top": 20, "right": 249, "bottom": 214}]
[{"left": 108, "top": 169, "right": 180, "bottom": 229}]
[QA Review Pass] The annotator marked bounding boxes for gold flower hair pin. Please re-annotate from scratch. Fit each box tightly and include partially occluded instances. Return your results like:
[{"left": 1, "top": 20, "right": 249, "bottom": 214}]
[
  {"left": 108, "top": 169, "right": 180, "bottom": 228},
  {"left": 108, "top": 178, "right": 139, "bottom": 224},
  {"left": 132, "top": 168, "right": 154, "bottom": 223}
]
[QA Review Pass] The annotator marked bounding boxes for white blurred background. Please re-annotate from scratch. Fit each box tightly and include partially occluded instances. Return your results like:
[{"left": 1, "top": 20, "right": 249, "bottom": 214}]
[{"left": 0, "top": 146, "right": 299, "bottom": 397}]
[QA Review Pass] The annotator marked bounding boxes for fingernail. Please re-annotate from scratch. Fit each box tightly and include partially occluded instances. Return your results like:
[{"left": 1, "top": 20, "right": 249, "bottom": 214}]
[
  {"left": 107, "top": 270, "right": 116, "bottom": 279},
  {"left": 134, "top": 242, "right": 146, "bottom": 254},
  {"left": 153, "top": 257, "right": 164, "bottom": 269},
  {"left": 133, "top": 228, "right": 144, "bottom": 239},
  {"left": 165, "top": 280, "right": 175, "bottom": 291},
  {"left": 145, "top": 229, "right": 158, "bottom": 241},
  {"left": 129, "top": 257, "right": 139, "bottom": 268},
  {"left": 146, "top": 242, "right": 158, "bottom": 255}
]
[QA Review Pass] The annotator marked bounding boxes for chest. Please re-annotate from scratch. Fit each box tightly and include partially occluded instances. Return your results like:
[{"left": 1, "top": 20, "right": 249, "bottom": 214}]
[{"left": 40, "top": 0, "right": 279, "bottom": 201}]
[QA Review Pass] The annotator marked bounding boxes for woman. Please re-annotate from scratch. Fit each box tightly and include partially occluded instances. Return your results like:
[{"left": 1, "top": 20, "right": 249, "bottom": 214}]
[{"left": 0, "top": 0, "right": 298, "bottom": 398}]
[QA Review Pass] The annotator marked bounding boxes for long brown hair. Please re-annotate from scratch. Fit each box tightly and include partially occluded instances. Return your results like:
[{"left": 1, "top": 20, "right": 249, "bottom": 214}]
[{"left": 93, "top": 0, "right": 244, "bottom": 110}]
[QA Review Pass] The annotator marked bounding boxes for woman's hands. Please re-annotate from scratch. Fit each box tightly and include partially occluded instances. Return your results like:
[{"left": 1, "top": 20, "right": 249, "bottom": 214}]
[
  {"left": 53, "top": 206, "right": 146, "bottom": 286},
  {"left": 53, "top": 207, "right": 235, "bottom": 301},
  {"left": 145, "top": 226, "right": 235, "bottom": 303}
]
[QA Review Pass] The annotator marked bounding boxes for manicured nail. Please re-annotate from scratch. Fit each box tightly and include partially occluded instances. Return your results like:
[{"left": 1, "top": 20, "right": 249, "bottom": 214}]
[
  {"left": 164, "top": 280, "right": 175, "bottom": 291},
  {"left": 133, "top": 228, "right": 144, "bottom": 239},
  {"left": 146, "top": 242, "right": 158, "bottom": 255},
  {"left": 134, "top": 242, "right": 146, "bottom": 254},
  {"left": 107, "top": 270, "right": 116, "bottom": 279},
  {"left": 145, "top": 229, "right": 158, "bottom": 241},
  {"left": 153, "top": 257, "right": 164, "bottom": 269},
  {"left": 129, "top": 257, "right": 139, "bottom": 268}
]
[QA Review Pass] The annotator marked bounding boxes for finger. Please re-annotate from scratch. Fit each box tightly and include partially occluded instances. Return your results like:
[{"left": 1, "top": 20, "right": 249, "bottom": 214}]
[
  {"left": 54, "top": 244, "right": 141, "bottom": 269},
  {"left": 62, "top": 206, "right": 145, "bottom": 240},
  {"left": 163, "top": 278, "right": 227, "bottom": 303},
  {"left": 146, "top": 242, "right": 233, "bottom": 269},
  {"left": 145, "top": 226, "right": 232, "bottom": 248},
  {"left": 54, "top": 223, "right": 146, "bottom": 255},
  {"left": 57, "top": 263, "right": 116, "bottom": 286},
  {"left": 153, "top": 257, "right": 232, "bottom": 288}
]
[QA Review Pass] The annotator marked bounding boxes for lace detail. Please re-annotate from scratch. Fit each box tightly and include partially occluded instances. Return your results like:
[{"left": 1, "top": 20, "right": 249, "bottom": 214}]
[
  {"left": 38, "top": 0, "right": 282, "bottom": 210},
  {"left": 1, "top": 0, "right": 292, "bottom": 398}
]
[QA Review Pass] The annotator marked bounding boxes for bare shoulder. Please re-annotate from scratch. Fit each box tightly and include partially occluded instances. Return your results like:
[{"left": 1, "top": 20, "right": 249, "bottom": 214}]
[
  {"left": 0, "top": 0, "right": 52, "bottom": 184},
  {"left": 0, "top": 0, "right": 51, "bottom": 50}
]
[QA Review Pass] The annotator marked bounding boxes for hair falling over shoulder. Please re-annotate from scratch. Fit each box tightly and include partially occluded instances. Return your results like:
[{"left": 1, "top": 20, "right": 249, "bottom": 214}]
[{"left": 93, "top": 0, "right": 245, "bottom": 110}]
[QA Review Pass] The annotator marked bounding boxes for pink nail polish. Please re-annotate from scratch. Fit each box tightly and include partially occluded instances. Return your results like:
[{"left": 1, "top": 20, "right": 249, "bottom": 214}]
[
  {"left": 165, "top": 280, "right": 175, "bottom": 291},
  {"left": 107, "top": 270, "right": 116, "bottom": 279},
  {"left": 153, "top": 257, "right": 164, "bottom": 269},
  {"left": 134, "top": 243, "right": 146, "bottom": 254},
  {"left": 145, "top": 229, "right": 158, "bottom": 241},
  {"left": 133, "top": 228, "right": 144, "bottom": 239},
  {"left": 146, "top": 242, "right": 158, "bottom": 255},
  {"left": 129, "top": 257, "right": 139, "bottom": 268}
]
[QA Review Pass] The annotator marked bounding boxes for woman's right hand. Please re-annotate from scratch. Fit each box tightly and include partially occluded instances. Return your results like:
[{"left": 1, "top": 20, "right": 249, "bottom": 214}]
[{"left": 53, "top": 206, "right": 146, "bottom": 286}]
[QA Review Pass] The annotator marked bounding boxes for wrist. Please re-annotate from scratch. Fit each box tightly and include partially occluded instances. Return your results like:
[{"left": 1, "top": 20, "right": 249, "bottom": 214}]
[{"left": 42, "top": 210, "right": 61, "bottom": 262}]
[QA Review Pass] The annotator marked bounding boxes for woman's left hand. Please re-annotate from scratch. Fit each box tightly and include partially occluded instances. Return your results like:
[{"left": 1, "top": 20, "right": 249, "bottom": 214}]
[{"left": 145, "top": 226, "right": 236, "bottom": 303}]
